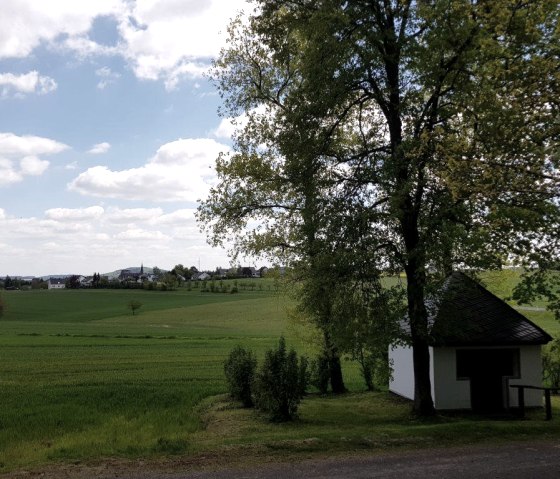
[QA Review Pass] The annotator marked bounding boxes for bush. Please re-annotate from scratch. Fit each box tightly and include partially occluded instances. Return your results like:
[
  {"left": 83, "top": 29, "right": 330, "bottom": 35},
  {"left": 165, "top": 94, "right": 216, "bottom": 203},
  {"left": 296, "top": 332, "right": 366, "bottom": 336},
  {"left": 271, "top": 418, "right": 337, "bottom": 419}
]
[
  {"left": 254, "top": 337, "right": 308, "bottom": 421},
  {"left": 224, "top": 346, "right": 257, "bottom": 407}
]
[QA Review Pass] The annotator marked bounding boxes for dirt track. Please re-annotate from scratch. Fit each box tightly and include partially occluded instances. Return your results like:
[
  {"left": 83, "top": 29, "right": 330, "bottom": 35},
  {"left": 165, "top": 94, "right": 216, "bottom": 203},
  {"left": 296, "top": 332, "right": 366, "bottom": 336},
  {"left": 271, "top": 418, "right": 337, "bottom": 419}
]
[{"left": 5, "top": 440, "right": 560, "bottom": 479}]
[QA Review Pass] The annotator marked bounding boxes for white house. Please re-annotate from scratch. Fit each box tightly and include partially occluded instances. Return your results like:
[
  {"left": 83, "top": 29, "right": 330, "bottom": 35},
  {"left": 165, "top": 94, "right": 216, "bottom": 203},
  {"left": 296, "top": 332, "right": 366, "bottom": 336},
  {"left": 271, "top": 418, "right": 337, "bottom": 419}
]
[
  {"left": 389, "top": 272, "right": 552, "bottom": 413},
  {"left": 195, "top": 272, "right": 211, "bottom": 281},
  {"left": 47, "top": 278, "right": 66, "bottom": 289}
]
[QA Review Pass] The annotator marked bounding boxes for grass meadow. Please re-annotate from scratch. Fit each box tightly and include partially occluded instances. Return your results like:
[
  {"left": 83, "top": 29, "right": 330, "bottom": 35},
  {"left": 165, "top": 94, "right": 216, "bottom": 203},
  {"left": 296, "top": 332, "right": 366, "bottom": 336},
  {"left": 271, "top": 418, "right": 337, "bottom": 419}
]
[{"left": 0, "top": 273, "right": 559, "bottom": 473}]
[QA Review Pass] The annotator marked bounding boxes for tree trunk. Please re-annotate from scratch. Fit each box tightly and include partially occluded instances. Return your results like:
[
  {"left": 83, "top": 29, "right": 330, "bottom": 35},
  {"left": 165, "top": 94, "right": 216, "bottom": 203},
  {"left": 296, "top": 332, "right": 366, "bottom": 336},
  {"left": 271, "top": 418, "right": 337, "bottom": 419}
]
[
  {"left": 324, "top": 331, "right": 346, "bottom": 394},
  {"left": 411, "top": 337, "right": 434, "bottom": 415},
  {"left": 406, "top": 266, "right": 436, "bottom": 416},
  {"left": 329, "top": 353, "right": 346, "bottom": 394}
]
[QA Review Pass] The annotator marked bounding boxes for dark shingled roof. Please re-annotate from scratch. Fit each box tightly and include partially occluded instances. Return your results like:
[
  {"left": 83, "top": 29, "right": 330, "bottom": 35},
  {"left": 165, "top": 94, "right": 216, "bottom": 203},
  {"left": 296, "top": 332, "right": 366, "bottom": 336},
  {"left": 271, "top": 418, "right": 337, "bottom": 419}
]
[{"left": 429, "top": 272, "right": 552, "bottom": 347}]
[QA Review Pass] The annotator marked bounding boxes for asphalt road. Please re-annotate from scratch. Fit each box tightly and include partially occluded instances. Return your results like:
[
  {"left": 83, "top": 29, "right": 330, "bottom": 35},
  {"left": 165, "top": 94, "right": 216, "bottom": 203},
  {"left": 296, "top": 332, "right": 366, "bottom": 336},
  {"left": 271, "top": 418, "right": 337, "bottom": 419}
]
[{"left": 7, "top": 441, "right": 560, "bottom": 479}]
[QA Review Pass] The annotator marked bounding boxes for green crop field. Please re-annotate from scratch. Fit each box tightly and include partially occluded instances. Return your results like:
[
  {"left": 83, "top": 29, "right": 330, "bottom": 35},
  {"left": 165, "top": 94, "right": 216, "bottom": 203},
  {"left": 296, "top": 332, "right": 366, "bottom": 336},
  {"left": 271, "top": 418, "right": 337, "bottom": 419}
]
[
  {"left": 0, "top": 273, "right": 558, "bottom": 474},
  {"left": 0, "top": 283, "right": 363, "bottom": 472}
]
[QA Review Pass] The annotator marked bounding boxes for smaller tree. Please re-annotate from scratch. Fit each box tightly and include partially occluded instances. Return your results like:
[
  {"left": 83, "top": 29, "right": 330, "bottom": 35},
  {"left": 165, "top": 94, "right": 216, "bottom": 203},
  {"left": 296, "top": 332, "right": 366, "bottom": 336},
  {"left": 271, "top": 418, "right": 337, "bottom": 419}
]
[
  {"left": 128, "top": 300, "right": 143, "bottom": 316},
  {"left": 171, "top": 264, "right": 188, "bottom": 283},
  {"left": 161, "top": 273, "right": 178, "bottom": 291},
  {"left": 253, "top": 337, "right": 308, "bottom": 421},
  {"left": 224, "top": 346, "right": 257, "bottom": 407},
  {"left": 152, "top": 266, "right": 162, "bottom": 281},
  {"left": 0, "top": 294, "right": 5, "bottom": 318},
  {"left": 65, "top": 275, "right": 81, "bottom": 289},
  {"left": 543, "top": 338, "right": 560, "bottom": 389}
]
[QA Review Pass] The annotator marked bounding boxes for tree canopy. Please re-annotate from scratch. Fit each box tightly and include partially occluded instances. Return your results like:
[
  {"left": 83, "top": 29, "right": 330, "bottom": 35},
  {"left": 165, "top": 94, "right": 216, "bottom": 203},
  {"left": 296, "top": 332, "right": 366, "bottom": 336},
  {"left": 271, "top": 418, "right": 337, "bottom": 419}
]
[{"left": 199, "top": 0, "right": 560, "bottom": 415}]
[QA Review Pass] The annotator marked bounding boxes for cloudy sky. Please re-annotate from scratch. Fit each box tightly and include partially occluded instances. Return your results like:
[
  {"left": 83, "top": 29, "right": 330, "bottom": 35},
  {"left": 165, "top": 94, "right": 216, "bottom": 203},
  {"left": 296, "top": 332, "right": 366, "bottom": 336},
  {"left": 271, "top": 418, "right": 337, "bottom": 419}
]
[{"left": 0, "top": 0, "right": 251, "bottom": 277}]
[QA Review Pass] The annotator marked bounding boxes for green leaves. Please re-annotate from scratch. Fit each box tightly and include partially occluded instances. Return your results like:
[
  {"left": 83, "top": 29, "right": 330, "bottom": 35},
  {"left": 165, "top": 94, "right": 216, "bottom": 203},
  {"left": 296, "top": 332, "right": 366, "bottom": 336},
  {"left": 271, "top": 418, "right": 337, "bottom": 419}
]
[
  {"left": 224, "top": 346, "right": 257, "bottom": 408},
  {"left": 199, "top": 0, "right": 560, "bottom": 415},
  {"left": 253, "top": 337, "right": 308, "bottom": 421}
]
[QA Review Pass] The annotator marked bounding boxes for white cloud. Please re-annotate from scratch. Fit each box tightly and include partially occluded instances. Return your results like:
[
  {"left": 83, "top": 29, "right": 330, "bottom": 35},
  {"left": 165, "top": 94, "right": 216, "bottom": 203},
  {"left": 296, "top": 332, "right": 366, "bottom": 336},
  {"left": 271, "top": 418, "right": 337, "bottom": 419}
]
[
  {"left": 0, "top": 71, "right": 57, "bottom": 98},
  {"left": 45, "top": 206, "right": 105, "bottom": 221},
  {"left": 213, "top": 106, "right": 268, "bottom": 140},
  {"left": 61, "top": 36, "right": 118, "bottom": 58},
  {"left": 114, "top": 228, "right": 170, "bottom": 241},
  {"left": 0, "top": 159, "right": 23, "bottom": 186},
  {"left": 117, "top": 0, "right": 248, "bottom": 87},
  {"left": 69, "top": 137, "right": 228, "bottom": 202},
  {"left": 0, "top": 132, "right": 68, "bottom": 157},
  {"left": 88, "top": 142, "right": 111, "bottom": 154},
  {"left": 106, "top": 207, "right": 163, "bottom": 223},
  {"left": 213, "top": 117, "right": 239, "bottom": 140},
  {"left": 0, "top": 133, "right": 69, "bottom": 186},
  {"left": 0, "top": 1, "right": 249, "bottom": 89},
  {"left": 0, "top": 205, "right": 236, "bottom": 276},
  {"left": 95, "top": 67, "right": 121, "bottom": 89},
  {"left": 0, "top": 1, "right": 124, "bottom": 59},
  {"left": 153, "top": 208, "right": 195, "bottom": 225},
  {"left": 20, "top": 156, "right": 49, "bottom": 176},
  {"left": 65, "top": 161, "right": 79, "bottom": 170}
]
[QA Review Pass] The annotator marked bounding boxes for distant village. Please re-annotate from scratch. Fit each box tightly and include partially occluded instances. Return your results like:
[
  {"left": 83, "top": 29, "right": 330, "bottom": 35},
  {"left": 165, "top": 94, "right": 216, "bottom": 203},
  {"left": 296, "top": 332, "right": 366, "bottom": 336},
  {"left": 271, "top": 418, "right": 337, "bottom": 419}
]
[{"left": 1, "top": 264, "right": 281, "bottom": 291}]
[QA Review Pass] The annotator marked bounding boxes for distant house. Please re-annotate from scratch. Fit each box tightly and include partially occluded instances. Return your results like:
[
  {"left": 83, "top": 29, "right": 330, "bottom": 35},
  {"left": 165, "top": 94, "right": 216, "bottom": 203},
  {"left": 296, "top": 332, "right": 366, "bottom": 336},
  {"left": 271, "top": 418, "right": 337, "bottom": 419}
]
[
  {"left": 119, "top": 264, "right": 150, "bottom": 283},
  {"left": 196, "top": 272, "right": 211, "bottom": 281},
  {"left": 48, "top": 278, "right": 66, "bottom": 290},
  {"left": 215, "top": 267, "right": 228, "bottom": 279},
  {"left": 389, "top": 272, "right": 552, "bottom": 413},
  {"left": 118, "top": 269, "right": 138, "bottom": 282}
]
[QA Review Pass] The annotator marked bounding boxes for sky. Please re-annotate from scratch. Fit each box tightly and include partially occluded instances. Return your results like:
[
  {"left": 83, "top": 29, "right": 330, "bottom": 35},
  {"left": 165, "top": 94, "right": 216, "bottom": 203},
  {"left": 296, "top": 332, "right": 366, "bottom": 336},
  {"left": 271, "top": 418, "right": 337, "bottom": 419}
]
[{"left": 0, "top": 0, "right": 253, "bottom": 277}]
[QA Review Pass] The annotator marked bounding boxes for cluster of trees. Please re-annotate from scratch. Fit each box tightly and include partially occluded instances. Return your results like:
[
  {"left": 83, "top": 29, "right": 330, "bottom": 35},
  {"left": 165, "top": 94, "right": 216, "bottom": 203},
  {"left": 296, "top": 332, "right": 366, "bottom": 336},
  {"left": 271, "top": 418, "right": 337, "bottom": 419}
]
[
  {"left": 199, "top": 1, "right": 560, "bottom": 416},
  {"left": 1, "top": 276, "right": 31, "bottom": 290},
  {"left": 169, "top": 264, "right": 199, "bottom": 281}
]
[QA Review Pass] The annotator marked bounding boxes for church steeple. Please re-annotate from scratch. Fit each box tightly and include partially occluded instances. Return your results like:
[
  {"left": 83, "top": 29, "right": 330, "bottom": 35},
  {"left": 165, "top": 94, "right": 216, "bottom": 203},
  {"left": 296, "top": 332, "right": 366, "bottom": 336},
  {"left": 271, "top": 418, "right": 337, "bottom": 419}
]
[{"left": 140, "top": 263, "right": 144, "bottom": 275}]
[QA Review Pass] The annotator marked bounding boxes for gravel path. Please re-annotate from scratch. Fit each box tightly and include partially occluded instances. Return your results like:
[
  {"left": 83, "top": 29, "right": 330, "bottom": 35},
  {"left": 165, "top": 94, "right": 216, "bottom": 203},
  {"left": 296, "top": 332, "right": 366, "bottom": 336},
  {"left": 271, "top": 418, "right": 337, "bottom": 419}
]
[{"left": 5, "top": 441, "right": 560, "bottom": 479}]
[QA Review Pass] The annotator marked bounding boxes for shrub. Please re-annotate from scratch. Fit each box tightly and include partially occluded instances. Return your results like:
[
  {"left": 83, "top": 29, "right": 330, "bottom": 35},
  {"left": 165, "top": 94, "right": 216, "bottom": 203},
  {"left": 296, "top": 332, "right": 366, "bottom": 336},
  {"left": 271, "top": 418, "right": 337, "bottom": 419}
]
[
  {"left": 224, "top": 346, "right": 257, "bottom": 407},
  {"left": 253, "top": 337, "right": 308, "bottom": 421}
]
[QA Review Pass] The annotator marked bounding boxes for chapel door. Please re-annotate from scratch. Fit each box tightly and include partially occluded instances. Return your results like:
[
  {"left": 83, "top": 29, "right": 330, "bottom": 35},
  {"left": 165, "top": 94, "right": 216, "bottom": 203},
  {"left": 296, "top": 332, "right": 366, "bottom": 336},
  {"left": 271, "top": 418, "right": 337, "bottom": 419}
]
[{"left": 456, "top": 349, "right": 520, "bottom": 413}]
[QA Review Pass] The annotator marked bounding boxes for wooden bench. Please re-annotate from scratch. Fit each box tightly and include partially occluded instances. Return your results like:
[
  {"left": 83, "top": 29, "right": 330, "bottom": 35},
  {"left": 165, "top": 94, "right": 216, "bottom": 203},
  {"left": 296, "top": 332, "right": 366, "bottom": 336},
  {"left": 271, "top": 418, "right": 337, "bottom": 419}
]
[{"left": 509, "top": 385, "right": 558, "bottom": 420}]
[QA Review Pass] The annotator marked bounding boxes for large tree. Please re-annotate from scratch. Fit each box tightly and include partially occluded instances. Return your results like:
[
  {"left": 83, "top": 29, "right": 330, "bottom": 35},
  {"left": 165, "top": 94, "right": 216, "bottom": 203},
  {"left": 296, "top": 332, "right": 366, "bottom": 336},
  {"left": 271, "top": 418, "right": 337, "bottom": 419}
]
[{"left": 199, "top": 0, "right": 560, "bottom": 415}]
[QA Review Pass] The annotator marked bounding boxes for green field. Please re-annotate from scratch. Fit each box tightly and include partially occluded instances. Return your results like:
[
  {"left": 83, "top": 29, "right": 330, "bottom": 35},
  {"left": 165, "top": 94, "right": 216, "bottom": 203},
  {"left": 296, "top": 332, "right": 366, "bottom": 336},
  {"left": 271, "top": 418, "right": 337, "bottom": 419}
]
[
  {"left": 0, "top": 274, "right": 559, "bottom": 474},
  {"left": 0, "top": 285, "right": 310, "bottom": 469}
]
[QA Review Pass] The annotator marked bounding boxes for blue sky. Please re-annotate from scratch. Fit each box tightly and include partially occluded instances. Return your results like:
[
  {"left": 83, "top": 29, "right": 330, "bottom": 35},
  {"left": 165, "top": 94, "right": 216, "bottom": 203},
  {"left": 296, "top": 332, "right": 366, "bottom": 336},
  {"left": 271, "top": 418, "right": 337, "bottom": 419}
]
[{"left": 0, "top": 0, "right": 250, "bottom": 276}]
